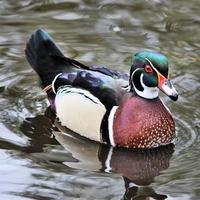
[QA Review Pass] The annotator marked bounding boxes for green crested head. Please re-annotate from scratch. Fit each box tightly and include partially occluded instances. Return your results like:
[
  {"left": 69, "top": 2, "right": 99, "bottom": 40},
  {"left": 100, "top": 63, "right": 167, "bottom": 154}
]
[
  {"left": 129, "top": 50, "right": 178, "bottom": 101},
  {"left": 132, "top": 51, "right": 169, "bottom": 78}
]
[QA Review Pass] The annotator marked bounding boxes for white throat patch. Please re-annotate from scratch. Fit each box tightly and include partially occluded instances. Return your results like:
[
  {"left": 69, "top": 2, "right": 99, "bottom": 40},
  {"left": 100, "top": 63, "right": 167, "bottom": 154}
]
[{"left": 133, "top": 72, "right": 159, "bottom": 99}]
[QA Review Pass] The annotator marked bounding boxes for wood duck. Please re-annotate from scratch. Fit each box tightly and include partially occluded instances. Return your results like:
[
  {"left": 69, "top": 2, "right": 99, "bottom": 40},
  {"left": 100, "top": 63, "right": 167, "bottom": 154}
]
[{"left": 25, "top": 29, "right": 178, "bottom": 149}]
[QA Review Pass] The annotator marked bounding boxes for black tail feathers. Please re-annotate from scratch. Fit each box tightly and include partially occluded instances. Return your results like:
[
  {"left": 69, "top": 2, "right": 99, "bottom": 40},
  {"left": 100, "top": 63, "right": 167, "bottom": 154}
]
[{"left": 25, "top": 29, "right": 70, "bottom": 87}]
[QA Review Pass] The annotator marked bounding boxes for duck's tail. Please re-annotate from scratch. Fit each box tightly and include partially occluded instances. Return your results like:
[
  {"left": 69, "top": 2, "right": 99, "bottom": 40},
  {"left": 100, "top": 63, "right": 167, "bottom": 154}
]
[{"left": 25, "top": 29, "right": 71, "bottom": 88}]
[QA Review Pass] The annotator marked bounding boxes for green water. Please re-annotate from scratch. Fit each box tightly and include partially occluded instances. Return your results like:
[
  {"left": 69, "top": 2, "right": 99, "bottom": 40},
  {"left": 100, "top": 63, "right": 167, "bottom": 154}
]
[{"left": 0, "top": 0, "right": 199, "bottom": 199}]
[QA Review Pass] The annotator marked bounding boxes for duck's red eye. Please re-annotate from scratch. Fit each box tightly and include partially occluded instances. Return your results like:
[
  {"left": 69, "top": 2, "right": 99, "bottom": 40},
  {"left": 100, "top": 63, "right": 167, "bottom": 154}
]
[{"left": 144, "top": 65, "right": 153, "bottom": 73}]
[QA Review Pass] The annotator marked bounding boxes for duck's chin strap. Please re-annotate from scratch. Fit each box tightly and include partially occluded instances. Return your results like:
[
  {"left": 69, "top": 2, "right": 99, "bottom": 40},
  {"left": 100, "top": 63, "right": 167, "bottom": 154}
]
[{"left": 134, "top": 73, "right": 159, "bottom": 99}]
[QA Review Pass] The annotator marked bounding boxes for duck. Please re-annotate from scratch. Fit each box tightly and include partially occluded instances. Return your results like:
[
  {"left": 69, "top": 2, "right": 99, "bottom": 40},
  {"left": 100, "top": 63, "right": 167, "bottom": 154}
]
[{"left": 25, "top": 29, "right": 178, "bottom": 149}]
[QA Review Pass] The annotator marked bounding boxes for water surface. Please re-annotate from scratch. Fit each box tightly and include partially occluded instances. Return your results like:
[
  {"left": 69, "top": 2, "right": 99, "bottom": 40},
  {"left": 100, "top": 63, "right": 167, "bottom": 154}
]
[{"left": 0, "top": 0, "right": 200, "bottom": 199}]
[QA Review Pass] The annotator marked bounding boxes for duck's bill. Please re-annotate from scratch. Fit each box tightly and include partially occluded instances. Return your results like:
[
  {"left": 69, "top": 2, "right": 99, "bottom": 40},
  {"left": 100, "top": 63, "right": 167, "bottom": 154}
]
[{"left": 157, "top": 73, "right": 178, "bottom": 101}]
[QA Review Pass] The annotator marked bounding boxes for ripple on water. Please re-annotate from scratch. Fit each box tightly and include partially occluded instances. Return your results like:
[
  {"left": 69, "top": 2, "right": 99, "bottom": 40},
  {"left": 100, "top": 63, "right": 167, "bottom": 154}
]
[
  {"left": 0, "top": 123, "right": 28, "bottom": 146},
  {"left": 53, "top": 12, "right": 88, "bottom": 21},
  {"left": 174, "top": 115, "right": 197, "bottom": 155}
]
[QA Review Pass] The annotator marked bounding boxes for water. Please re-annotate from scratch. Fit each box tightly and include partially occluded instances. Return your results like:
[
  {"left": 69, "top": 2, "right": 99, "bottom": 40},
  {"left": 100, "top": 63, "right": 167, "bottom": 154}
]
[{"left": 0, "top": 0, "right": 199, "bottom": 199}]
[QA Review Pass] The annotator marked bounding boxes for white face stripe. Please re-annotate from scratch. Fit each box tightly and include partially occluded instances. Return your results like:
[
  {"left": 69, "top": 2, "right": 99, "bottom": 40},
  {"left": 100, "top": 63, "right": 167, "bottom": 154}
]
[
  {"left": 145, "top": 57, "right": 159, "bottom": 74},
  {"left": 138, "top": 74, "right": 159, "bottom": 99},
  {"left": 108, "top": 106, "right": 118, "bottom": 146},
  {"left": 131, "top": 69, "right": 159, "bottom": 99},
  {"left": 145, "top": 57, "right": 168, "bottom": 79}
]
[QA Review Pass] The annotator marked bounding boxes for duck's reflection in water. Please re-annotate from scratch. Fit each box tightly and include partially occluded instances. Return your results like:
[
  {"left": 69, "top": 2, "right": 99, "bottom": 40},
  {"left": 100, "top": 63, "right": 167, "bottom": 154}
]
[{"left": 55, "top": 121, "right": 173, "bottom": 200}]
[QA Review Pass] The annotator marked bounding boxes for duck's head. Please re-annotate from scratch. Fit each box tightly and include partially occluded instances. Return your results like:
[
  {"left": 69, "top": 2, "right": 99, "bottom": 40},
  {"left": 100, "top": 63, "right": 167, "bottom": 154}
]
[{"left": 130, "top": 51, "right": 178, "bottom": 101}]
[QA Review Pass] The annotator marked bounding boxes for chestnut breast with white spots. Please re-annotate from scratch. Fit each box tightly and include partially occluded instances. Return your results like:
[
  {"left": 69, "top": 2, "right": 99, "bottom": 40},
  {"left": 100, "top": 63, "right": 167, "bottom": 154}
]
[{"left": 113, "top": 95, "right": 175, "bottom": 148}]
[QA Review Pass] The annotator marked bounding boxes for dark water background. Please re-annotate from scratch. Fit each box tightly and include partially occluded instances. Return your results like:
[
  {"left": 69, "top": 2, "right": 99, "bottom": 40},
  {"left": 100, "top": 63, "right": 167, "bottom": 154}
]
[{"left": 0, "top": 0, "right": 200, "bottom": 199}]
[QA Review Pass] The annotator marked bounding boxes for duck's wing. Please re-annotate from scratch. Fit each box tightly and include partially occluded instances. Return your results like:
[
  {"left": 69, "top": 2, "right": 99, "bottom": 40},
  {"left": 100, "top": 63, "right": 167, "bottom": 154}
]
[
  {"left": 52, "top": 69, "right": 128, "bottom": 110},
  {"left": 48, "top": 54, "right": 129, "bottom": 82},
  {"left": 89, "top": 66, "right": 129, "bottom": 81}
]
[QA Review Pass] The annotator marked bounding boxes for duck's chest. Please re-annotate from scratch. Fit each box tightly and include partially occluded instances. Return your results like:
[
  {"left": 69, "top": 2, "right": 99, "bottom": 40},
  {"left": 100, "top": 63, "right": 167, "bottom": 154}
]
[
  {"left": 55, "top": 86, "right": 106, "bottom": 142},
  {"left": 112, "top": 97, "right": 175, "bottom": 148}
]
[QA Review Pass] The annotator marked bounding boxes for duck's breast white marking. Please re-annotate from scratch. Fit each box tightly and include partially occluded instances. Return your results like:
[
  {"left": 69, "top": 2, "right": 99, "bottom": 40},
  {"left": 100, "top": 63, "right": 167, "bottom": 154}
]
[
  {"left": 52, "top": 73, "right": 62, "bottom": 93},
  {"left": 108, "top": 106, "right": 118, "bottom": 146},
  {"left": 55, "top": 86, "right": 106, "bottom": 142}
]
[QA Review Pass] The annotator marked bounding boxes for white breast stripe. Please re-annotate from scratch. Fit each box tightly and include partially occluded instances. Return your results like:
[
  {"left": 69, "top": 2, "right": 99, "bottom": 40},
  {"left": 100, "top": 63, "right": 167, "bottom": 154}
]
[
  {"left": 108, "top": 106, "right": 118, "bottom": 146},
  {"left": 55, "top": 86, "right": 106, "bottom": 142}
]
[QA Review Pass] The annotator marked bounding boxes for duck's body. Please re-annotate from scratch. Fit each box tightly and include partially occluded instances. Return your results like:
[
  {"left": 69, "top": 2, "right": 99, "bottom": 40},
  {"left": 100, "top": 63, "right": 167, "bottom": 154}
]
[{"left": 25, "top": 29, "right": 178, "bottom": 149}]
